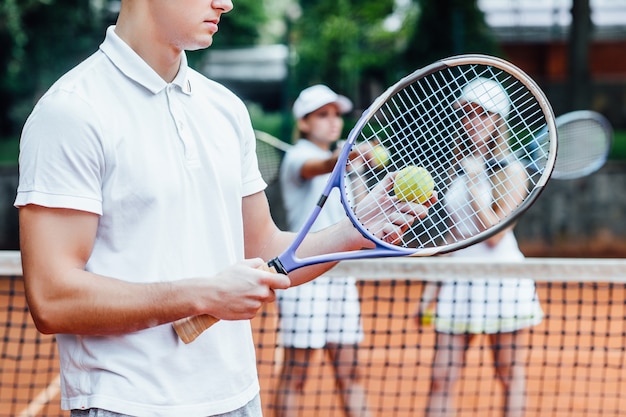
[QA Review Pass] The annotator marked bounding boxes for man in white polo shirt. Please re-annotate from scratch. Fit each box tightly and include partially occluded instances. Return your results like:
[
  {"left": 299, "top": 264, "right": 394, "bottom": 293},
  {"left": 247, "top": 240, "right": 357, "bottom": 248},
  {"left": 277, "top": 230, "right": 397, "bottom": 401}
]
[{"left": 14, "top": 1, "right": 432, "bottom": 416}]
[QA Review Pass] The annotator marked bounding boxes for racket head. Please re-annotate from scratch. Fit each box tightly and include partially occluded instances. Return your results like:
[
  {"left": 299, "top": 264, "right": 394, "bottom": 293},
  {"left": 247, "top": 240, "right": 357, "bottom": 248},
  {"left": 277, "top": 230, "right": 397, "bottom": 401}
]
[
  {"left": 337, "top": 54, "right": 557, "bottom": 256},
  {"left": 255, "top": 130, "right": 292, "bottom": 185},
  {"left": 550, "top": 111, "right": 612, "bottom": 180}
]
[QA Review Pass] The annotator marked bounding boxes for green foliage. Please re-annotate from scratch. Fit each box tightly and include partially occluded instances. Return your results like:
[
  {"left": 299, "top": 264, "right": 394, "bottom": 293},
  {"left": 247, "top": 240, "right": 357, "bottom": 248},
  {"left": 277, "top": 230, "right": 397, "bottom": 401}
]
[
  {"left": 247, "top": 103, "right": 286, "bottom": 140},
  {"left": 2, "top": 0, "right": 622, "bottom": 168},
  {"left": 0, "top": 0, "right": 112, "bottom": 139},
  {"left": 288, "top": 0, "right": 498, "bottom": 111},
  {"left": 211, "top": 0, "right": 268, "bottom": 48},
  {"left": 0, "top": 136, "right": 19, "bottom": 165},
  {"left": 0, "top": 0, "right": 269, "bottom": 144},
  {"left": 291, "top": 0, "right": 406, "bottom": 104},
  {"left": 188, "top": 1, "right": 271, "bottom": 79},
  {"left": 403, "top": 0, "right": 502, "bottom": 71},
  {"left": 610, "top": 130, "right": 626, "bottom": 160}
]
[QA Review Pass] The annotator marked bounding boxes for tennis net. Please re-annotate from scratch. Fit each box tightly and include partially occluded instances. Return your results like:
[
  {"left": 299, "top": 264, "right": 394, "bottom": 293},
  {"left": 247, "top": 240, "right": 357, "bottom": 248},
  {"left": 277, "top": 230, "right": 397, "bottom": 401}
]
[
  {"left": 2, "top": 253, "right": 626, "bottom": 416},
  {"left": 0, "top": 252, "right": 60, "bottom": 417}
]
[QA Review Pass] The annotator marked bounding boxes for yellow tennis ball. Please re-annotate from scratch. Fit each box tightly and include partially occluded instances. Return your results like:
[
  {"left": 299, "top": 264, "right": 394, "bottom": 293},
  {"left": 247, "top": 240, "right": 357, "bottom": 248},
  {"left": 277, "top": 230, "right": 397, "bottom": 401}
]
[
  {"left": 370, "top": 145, "right": 390, "bottom": 167},
  {"left": 421, "top": 309, "right": 434, "bottom": 326},
  {"left": 393, "top": 166, "right": 434, "bottom": 203}
]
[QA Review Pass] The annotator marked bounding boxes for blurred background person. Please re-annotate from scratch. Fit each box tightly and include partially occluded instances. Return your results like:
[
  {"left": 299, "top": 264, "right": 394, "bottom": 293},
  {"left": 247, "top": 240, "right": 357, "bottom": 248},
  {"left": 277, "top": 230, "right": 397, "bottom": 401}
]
[
  {"left": 420, "top": 78, "right": 544, "bottom": 417},
  {"left": 274, "top": 85, "right": 373, "bottom": 417}
]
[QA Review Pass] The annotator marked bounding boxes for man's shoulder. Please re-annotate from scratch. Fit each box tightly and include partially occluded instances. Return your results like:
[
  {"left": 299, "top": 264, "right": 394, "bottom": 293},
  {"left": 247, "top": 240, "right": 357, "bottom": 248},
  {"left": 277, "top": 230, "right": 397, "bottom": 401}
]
[
  {"left": 61, "top": 49, "right": 109, "bottom": 82},
  {"left": 40, "top": 50, "right": 111, "bottom": 103},
  {"left": 25, "top": 51, "right": 111, "bottom": 123}
]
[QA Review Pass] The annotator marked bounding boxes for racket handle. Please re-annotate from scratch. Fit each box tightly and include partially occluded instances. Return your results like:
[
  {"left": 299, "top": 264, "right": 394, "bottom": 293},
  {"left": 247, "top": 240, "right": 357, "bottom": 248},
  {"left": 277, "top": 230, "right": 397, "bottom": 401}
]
[
  {"left": 173, "top": 314, "right": 220, "bottom": 344},
  {"left": 173, "top": 263, "right": 278, "bottom": 344}
]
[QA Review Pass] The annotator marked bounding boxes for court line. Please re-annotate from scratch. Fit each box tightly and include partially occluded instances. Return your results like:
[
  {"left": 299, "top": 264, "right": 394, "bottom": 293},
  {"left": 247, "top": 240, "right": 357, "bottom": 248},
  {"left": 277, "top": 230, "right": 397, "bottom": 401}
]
[{"left": 17, "top": 373, "right": 61, "bottom": 417}]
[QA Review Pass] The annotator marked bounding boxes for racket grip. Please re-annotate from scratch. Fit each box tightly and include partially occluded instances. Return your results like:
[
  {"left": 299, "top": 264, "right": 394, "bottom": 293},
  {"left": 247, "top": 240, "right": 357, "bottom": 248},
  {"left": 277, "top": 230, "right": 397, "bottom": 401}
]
[
  {"left": 172, "top": 263, "right": 278, "bottom": 344},
  {"left": 173, "top": 314, "right": 220, "bottom": 344}
]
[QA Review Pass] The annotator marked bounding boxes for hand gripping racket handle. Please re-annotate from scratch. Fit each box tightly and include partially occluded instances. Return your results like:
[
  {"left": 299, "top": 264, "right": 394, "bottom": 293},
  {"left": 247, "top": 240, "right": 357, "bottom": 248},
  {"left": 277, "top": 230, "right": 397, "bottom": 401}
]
[{"left": 172, "top": 263, "right": 278, "bottom": 344}]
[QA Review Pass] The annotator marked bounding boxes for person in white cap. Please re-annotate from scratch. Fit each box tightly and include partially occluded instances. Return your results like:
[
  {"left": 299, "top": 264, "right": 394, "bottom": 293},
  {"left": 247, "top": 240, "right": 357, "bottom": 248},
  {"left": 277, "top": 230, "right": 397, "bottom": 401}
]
[
  {"left": 274, "top": 85, "right": 373, "bottom": 417},
  {"left": 420, "top": 77, "right": 543, "bottom": 417}
]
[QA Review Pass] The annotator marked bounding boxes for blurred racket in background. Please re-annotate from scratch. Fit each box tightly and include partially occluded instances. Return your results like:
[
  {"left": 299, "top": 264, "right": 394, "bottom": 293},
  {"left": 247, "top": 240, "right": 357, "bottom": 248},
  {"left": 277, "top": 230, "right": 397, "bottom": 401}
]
[
  {"left": 255, "top": 129, "right": 292, "bottom": 231},
  {"left": 255, "top": 130, "right": 292, "bottom": 185},
  {"left": 527, "top": 110, "right": 612, "bottom": 180}
]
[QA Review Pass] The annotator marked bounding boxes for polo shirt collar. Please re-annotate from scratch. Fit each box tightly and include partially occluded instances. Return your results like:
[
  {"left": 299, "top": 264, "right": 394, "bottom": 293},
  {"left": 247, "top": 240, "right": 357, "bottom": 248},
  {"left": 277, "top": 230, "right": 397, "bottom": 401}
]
[{"left": 99, "top": 26, "right": 192, "bottom": 96}]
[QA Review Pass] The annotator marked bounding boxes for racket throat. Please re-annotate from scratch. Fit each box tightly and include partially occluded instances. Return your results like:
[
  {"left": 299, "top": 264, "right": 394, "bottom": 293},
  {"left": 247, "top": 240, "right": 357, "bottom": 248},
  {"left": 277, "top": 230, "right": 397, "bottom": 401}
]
[{"left": 267, "top": 257, "right": 288, "bottom": 275}]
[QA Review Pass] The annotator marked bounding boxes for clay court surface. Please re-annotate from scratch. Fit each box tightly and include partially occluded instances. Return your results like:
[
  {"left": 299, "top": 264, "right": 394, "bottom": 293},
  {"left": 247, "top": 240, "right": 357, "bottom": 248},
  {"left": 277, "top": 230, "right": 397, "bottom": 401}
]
[{"left": 2, "top": 275, "right": 626, "bottom": 417}]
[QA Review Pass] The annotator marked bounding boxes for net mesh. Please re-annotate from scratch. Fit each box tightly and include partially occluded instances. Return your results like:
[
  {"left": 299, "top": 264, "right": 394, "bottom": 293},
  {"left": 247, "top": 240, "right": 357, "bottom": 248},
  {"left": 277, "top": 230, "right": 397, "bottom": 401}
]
[
  {"left": 3, "top": 255, "right": 626, "bottom": 416},
  {"left": 0, "top": 273, "right": 61, "bottom": 417}
]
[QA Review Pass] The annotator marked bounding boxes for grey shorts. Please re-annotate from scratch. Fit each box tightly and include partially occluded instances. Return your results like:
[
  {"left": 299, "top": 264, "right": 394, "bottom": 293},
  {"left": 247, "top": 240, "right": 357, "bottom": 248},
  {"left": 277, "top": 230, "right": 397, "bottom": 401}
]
[{"left": 70, "top": 394, "right": 262, "bottom": 417}]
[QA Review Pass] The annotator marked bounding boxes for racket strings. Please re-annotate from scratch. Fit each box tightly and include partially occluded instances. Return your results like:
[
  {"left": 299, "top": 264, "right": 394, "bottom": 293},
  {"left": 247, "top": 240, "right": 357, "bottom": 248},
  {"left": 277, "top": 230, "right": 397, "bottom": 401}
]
[
  {"left": 255, "top": 131, "right": 290, "bottom": 185},
  {"left": 256, "top": 141, "right": 283, "bottom": 184},
  {"left": 556, "top": 120, "right": 609, "bottom": 175},
  {"left": 343, "top": 62, "right": 553, "bottom": 251}
]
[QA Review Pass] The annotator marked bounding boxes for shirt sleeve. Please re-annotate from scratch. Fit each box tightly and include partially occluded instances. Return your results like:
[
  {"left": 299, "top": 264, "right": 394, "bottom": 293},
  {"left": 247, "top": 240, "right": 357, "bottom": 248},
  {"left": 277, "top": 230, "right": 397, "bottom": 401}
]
[
  {"left": 14, "top": 89, "right": 105, "bottom": 214},
  {"left": 281, "top": 144, "right": 311, "bottom": 188},
  {"left": 237, "top": 109, "right": 267, "bottom": 198}
]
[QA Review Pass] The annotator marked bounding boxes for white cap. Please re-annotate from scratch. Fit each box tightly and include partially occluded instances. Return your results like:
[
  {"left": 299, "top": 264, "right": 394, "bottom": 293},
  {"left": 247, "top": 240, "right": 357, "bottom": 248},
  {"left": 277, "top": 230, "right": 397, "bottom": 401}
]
[
  {"left": 292, "top": 85, "right": 353, "bottom": 119},
  {"left": 457, "top": 77, "right": 511, "bottom": 119}
]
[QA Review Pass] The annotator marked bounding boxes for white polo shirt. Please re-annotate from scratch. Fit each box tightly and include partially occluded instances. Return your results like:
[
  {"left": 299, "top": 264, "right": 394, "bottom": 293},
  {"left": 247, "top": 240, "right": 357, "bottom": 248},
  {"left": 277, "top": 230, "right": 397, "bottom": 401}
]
[{"left": 15, "top": 26, "right": 266, "bottom": 417}]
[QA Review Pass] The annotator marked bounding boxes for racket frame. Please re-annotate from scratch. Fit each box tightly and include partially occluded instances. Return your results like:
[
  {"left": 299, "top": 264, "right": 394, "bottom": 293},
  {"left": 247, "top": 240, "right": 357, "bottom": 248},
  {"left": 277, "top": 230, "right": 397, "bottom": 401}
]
[{"left": 270, "top": 54, "right": 558, "bottom": 274}]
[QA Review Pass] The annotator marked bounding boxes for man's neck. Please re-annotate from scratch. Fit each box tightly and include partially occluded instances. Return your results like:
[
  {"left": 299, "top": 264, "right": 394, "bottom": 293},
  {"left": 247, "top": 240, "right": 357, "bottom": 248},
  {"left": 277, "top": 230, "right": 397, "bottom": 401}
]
[{"left": 114, "top": 11, "right": 182, "bottom": 82}]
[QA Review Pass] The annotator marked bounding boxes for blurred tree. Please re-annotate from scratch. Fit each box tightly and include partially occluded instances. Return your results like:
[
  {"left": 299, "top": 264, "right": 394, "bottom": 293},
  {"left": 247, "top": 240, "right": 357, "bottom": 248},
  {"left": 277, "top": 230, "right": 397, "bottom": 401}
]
[
  {"left": 402, "top": 0, "right": 502, "bottom": 72},
  {"left": 189, "top": 0, "right": 269, "bottom": 66},
  {"left": 0, "top": 0, "right": 267, "bottom": 142},
  {"left": 212, "top": 0, "right": 268, "bottom": 47},
  {"left": 288, "top": 0, "right": 499, "bottom": 111},
  {"left": 0, "top": 0, "right": 110, "bottom": 139},
  {"left": 291, "top": 0, "right": 417, "bottom": 108}
]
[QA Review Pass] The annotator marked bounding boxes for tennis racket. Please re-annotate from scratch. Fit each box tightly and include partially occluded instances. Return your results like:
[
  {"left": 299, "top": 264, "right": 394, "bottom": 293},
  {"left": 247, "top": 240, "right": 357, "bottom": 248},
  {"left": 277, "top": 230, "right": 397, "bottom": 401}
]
[
  {"left": 523, "top": 110, "right": 612, "bottom": 180},
  {"left": 254, "top": 129, "right": 292, "bottom": 184},
  {"left": 255, "top": 129, "right": 292, "bottom": 231},
  {"left": 551, "top": 111, "right": 612, "bottom": 179},
  {"left": 173, "top": 54, "right": 557, "bottom": 343}
]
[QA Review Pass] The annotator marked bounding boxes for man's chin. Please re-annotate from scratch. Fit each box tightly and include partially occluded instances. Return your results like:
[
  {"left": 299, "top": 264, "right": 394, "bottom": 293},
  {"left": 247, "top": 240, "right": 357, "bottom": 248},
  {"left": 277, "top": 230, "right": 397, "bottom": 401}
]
[{"left": 188, "top": 36, "right": 214, "bottom": 51}]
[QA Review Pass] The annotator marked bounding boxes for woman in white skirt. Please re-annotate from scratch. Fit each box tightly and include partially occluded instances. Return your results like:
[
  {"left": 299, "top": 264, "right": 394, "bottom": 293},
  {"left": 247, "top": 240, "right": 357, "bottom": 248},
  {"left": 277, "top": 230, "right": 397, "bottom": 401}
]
[{"left": 421, "top": 78, "right": 543, "bottom": 417}]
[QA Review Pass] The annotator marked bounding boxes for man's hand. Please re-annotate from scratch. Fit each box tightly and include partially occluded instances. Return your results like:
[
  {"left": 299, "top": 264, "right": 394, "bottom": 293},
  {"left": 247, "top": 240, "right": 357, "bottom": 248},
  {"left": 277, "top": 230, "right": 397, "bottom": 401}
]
[
  {"left": 191, "top": 258, "right": 291, "bottom": 321},
  {"left": 353, "top": 172, "right": 437, "bottom": 245}
]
